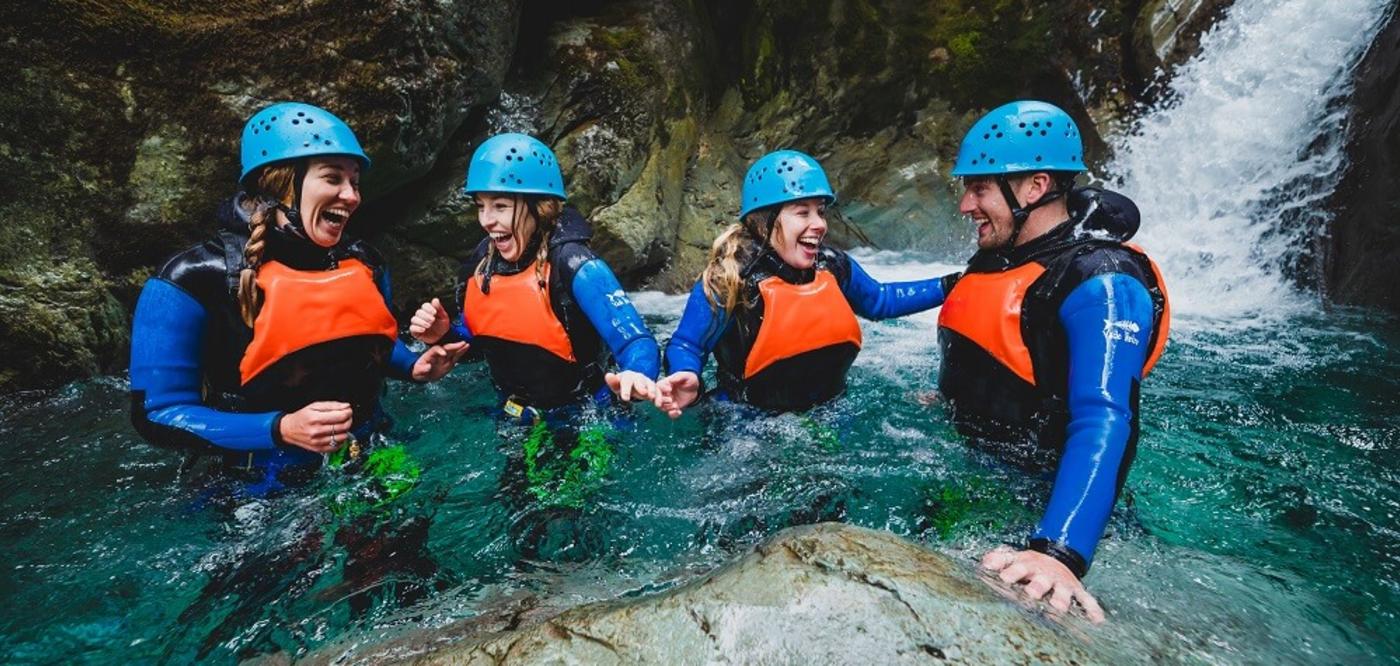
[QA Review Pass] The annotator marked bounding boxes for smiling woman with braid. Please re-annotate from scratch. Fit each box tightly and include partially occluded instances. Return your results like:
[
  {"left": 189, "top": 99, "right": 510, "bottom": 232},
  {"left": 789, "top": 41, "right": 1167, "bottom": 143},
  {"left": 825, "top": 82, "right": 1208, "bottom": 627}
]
[{"left": 128, "top": 102, "right": 461, "bottom": 494}]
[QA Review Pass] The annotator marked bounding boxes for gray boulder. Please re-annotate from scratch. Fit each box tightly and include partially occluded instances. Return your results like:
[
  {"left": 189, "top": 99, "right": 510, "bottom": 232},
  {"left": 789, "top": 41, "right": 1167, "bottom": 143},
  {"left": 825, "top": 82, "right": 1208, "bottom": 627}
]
[{"left": 314, "top": 523, "right": 1103, "bottom": 664}]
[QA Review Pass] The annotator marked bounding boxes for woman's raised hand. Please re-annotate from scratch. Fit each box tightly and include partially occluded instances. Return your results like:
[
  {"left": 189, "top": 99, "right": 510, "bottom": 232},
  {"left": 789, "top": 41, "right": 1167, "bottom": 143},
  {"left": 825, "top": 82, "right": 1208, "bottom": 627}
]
[
  {"left": 412, "top": 341, "right": 470, "bottom": 382},
  {"left": 409, "top": 297, "right": 450, "bottom": 343},
  {"left": 606, "top": 370, "right": 657, "bottom": 403},
  {"left": 653, "top": 371, "right": 701, "bottom": 419}
]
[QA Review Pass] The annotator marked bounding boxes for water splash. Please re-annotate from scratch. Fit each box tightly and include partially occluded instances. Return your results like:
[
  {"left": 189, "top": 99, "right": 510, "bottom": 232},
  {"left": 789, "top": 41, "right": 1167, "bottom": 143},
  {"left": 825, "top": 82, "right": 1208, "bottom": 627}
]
[{"left": 1107, "top": 0, "right": 1392, "bottom": 322}]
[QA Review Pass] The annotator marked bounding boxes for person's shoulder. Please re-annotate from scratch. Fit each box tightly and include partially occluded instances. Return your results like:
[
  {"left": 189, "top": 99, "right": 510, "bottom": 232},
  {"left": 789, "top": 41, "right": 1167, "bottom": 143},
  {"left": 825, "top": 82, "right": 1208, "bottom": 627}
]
[
  {"left": 155, "top": 238, "right": 231, "bottom": 304},
  {"left": 1064, "top": 243, "right": 1153, "bottom": 287}
]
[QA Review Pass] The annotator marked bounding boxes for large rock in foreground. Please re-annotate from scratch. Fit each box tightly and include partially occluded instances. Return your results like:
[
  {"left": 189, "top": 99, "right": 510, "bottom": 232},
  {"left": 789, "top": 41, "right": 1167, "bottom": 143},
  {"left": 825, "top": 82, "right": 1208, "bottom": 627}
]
[{"left": 320, "top": 523, "right": 1100, "bottom": 664}]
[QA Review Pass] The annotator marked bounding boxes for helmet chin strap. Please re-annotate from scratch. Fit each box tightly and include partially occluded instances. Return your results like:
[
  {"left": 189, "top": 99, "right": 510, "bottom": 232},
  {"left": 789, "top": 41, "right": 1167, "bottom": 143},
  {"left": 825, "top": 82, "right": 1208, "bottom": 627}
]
[
  {"left": 266, "top": 161, "right": 312, "bottom": 240},
  {"left": 993, "top": 174, "right": 1067, "bottom": 250}
]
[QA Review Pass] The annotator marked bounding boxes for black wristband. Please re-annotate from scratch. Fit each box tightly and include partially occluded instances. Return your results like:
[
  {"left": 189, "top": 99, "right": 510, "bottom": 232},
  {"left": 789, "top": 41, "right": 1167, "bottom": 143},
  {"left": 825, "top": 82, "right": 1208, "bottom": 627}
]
[
  {"left": 1027, "top": 538, "right": 1089, "bottom": 579},
  {"left": 271, "top": 413, "right": 287, "bottom": 447}
]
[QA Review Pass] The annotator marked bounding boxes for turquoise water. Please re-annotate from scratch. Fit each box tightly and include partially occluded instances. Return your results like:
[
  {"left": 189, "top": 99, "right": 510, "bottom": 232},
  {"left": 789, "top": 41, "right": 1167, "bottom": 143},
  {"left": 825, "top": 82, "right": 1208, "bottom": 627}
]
[{"left": 0, "top": 252, "right": 1396, "bottom": 663}]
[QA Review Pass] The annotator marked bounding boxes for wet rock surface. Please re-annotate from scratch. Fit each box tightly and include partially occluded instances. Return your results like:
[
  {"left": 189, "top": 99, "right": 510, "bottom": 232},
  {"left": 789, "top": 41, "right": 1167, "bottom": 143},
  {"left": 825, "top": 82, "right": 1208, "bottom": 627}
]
[
  {"left": 1327, "top": 5, "right": 1400, "bottom": 312},
  {"left": 295, "top": 523, "right": 1104, "bottom": 664}
]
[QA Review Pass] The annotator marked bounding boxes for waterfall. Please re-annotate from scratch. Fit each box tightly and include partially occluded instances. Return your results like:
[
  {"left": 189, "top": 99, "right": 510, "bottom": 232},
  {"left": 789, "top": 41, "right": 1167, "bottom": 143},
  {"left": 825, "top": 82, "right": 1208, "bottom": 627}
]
[{"left": 1107, "top": 0, "right": 1393, "bottom": 320}]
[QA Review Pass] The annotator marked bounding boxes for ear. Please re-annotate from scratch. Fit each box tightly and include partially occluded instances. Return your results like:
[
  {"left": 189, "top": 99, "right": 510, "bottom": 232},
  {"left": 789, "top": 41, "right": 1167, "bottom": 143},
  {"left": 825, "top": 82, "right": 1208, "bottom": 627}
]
[{"left": 1023, "top": 173, "right": 1054, "bottom": 206}]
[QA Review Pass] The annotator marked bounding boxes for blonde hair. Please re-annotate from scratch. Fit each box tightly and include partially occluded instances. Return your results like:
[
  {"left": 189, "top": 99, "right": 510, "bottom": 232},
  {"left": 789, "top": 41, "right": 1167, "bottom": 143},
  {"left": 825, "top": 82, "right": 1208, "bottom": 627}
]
[
  {"left": 474, "top": 195, "right": 564, "bottom": 288},
  {"left": 701, "top": 209, "right": 775, "bottom": 313},
  {"left": 236, "top": 164, "right": 298, "bottom": 327}
]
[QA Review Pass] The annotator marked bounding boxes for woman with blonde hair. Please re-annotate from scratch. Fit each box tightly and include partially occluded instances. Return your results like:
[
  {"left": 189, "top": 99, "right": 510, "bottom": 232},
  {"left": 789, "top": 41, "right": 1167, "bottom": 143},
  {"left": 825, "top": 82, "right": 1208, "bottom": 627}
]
[{"left": 655, "top": 150, "right": 955, "bottom": 416}]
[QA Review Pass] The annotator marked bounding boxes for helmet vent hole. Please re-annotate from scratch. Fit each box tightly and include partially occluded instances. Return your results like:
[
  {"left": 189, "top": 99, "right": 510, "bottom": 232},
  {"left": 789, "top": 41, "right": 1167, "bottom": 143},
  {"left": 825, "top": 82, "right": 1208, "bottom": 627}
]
[
  {"left": 303, "top": 142, "right": 310, "bottom": 147},
  {"left": 988, "top": 158, "right": 996, "bottom": 164},
  {"left": 1035, "top": 155, "right": 1042, "bottom": 162},
  {"left": 297, "top": 111, "right": 305, "bottom": 117},
  {"left": 971, "top": 159, "right": 979, "bottom": 165},
  {"left": 1025, "top": 131, "right": 1033, "bottom": 137},
  {"left": 983, "top": 133, "right": 990, "bottom": 139},
  {"left": 324, "top": 140, "right": 332, "bottom": 145},
  {"left": 1032, "top": 121, "right": 1040, "bottom": 127},
  {"left": 292, "top": 119, "right": 300, "bottom": 125},
  {"left": 996, "top": 132, "right": 1003, "bottom": 138},
  {"left": 1040, "top": 130, "right": 1047, "bottom": 136},
  {"left": 991, "top": 124, "right": 998, "bottom": 130},
  {"left": 1019, "top": 122, "right": 1026, "bottom": 128},
  {"left": 509, "top": 148, "right": 517, "bottom": 153},
  {"left": 261, "top": 150, "right": 268, "bottom": 156},
  {"left": 253, "top": 129, "right": 259, "bottom": 135},
  {"left": 306, "top": 118, "right": 314, "bottom": 124}
]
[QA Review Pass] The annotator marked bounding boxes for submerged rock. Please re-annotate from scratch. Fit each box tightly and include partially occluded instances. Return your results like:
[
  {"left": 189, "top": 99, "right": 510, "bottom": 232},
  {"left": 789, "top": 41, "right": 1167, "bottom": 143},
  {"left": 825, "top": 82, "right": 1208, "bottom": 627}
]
[{"left": 313, "top": 523, "right": 1102, "bottom": 664}]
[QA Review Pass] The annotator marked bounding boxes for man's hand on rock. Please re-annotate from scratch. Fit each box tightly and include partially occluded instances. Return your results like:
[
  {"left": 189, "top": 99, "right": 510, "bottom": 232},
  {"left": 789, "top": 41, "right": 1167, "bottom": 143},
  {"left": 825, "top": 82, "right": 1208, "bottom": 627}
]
[{"left": 980, "top": 547, "right": 1105, "bottom": 624}]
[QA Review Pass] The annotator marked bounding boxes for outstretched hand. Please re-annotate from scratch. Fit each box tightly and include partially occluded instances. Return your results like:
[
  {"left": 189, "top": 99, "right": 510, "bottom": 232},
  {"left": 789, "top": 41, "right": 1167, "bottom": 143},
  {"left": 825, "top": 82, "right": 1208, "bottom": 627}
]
[
  {"left": 409, "top": 298, "right": 450, "bottom": 344},
  {"left": 606, "top": 370, "right": 656, "bottom": 402},
  {"left": 279, "top": 401, "right": 354, "bottom": 454},
  {"left": 980, "top": 547, "right": 1106, "bottom": 624},
  {"left": 653, "top": 371, "right": 701, "bottom": 419},
  {"left": 412, "top": 341, "right": 469, "bottom": 382}
]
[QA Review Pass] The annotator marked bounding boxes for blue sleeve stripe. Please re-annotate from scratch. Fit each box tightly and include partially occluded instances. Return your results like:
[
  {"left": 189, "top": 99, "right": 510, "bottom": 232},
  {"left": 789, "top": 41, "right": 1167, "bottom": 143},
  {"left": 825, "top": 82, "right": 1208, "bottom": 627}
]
[
  {"left": 1032, "top": 272, "right": 1154, "bottom": 565},
  {"left": 571, "top": 259, "right": 661, "bottom": 379}
]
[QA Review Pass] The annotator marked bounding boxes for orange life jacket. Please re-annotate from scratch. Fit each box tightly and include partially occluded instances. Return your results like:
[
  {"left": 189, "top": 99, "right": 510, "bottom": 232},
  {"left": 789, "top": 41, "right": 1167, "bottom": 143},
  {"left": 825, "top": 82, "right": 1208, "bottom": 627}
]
[
  {"left": 937, "top": 241, "right": 1169, "bottom": 448},
  {"left": 744, "top": 271, "right": 863, "bottom": 378},
  {"left": 463, "top": 261, "right": 576, "bottom": 363},
  {"left": 938, "top": 255, "right": 1169, "bottom": 387},
  {"left": 240, "top": 258, "right": 399, "bottom": 385},
  {"left": 714, "top": 255, "right": 864, "bottom": 412}
]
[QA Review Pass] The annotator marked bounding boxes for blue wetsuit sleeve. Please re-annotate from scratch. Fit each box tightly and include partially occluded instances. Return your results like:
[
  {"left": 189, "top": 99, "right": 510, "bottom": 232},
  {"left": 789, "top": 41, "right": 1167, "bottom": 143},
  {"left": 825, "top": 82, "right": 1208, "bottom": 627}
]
[
  {"left": 374, "top": 265, "right": 418, "bottom": 381},
  {"left": 1031, "top": 273, "right": 1155, "bottom": 574},
  {"left": 572, "top": 258, "right": 661, "bottom": 379},
  {"left": 839, "top": 256, "right": 949, "bottom": 320},
  {"left": 388, "top": 340, "right": 418, "bottom": 381},
  {"left": 665, "top": 281, "right": 729, "bottom": 376},
  {"left": 128, "top": 278, "right": 280, "bottom": 452}
]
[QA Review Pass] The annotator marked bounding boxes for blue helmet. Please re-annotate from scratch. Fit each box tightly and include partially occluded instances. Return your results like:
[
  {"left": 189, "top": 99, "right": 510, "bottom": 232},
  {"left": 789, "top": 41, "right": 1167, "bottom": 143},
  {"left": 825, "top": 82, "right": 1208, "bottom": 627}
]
[
  {"left": 951, "top": 100, "right": 1085, "bottom": 177},
  {"left": 239, "top": 102, "right": 370, "bottom": 185},
  {"left": 738, "top": 150, "right": 836, "bottom": 218},
  {"left": 463, "top": 133, "right": 567, "bottom": 199}
]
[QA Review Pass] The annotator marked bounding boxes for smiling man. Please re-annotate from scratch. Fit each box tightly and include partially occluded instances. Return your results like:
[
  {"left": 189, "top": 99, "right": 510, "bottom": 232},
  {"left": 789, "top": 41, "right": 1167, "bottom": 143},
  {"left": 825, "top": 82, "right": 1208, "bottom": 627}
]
[{"left": 936, "top": 100, "right": 1171, "bottom": 622}]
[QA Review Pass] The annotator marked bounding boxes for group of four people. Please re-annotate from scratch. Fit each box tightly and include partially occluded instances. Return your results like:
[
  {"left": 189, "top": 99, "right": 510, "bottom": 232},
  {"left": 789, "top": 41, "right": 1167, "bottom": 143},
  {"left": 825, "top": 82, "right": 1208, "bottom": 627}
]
[{"left": 128, "top": 99, "right": 1168, "bottom": 622}]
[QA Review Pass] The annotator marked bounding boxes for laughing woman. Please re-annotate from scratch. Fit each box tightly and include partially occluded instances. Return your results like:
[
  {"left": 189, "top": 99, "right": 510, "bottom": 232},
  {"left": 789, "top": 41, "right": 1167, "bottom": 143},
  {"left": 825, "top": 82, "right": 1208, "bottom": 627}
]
[
  {"left": 408, "top": 134, "right": 658, "bottom": 543},
  {"left": 128, "top": 101, "right": 460, "bottom": 494},
  {"left": 654, "top": 150, "right": 957, "bottom": 416}
]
